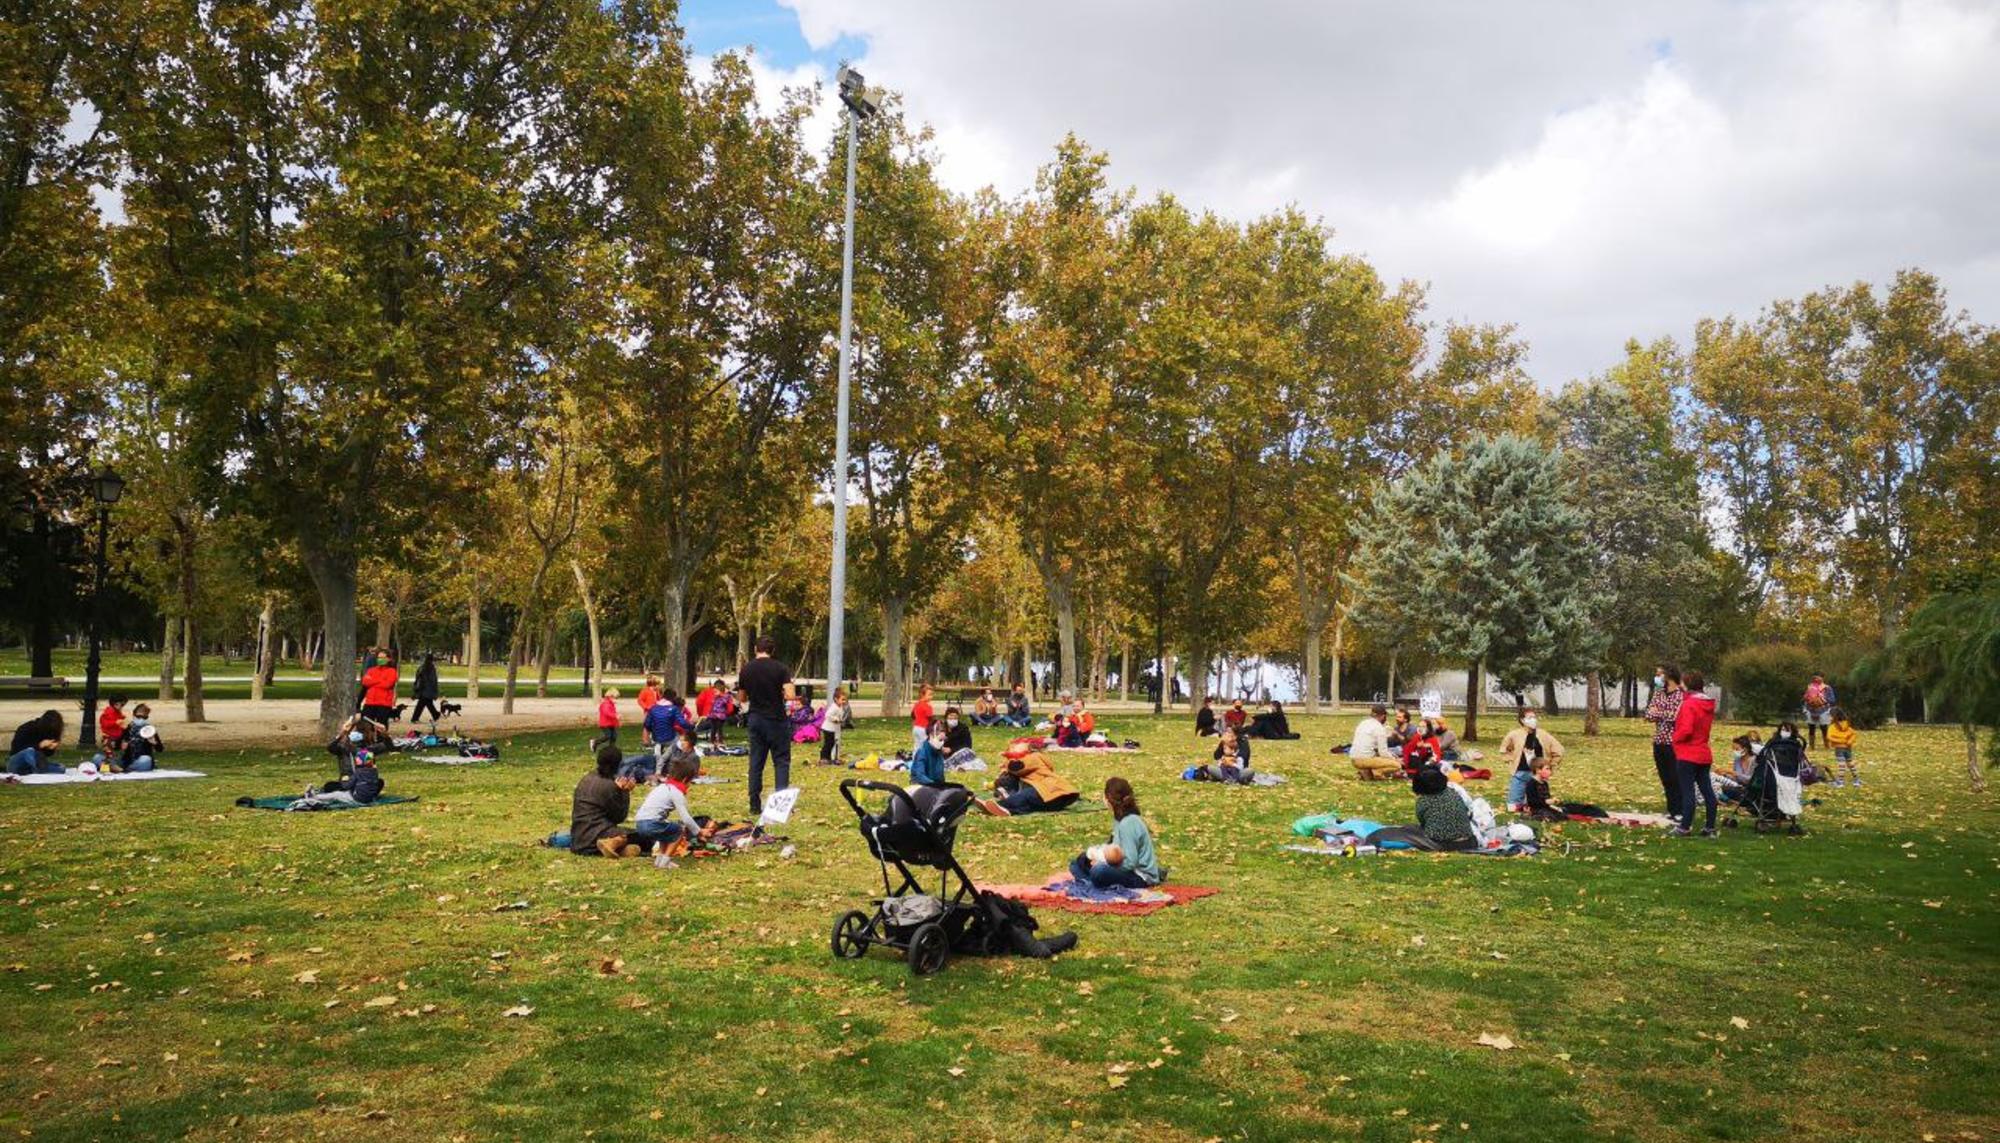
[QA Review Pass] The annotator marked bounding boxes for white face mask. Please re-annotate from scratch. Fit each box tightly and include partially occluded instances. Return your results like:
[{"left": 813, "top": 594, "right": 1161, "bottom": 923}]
[
  {"left": 947, "top": 718, "right": 959, "bottom": 728},
  {"left": 1778, "top": 730, "right": 1792, "bottom": 740},
  {"left": 1653, "top": 675, "right": 1665, "bottom": 688},
  {"left": 1523, "top": 717, "right": 1539, "bottom": 729},
  {"left": 929, "top": 735, "right": 945, "bottom": 749}
]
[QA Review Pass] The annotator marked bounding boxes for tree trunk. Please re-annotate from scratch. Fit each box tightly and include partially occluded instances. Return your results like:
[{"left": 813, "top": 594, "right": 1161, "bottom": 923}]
[
  {"left": 158, "top": 614, "right": 178, "bottom": 703},
  {"left": 1385, "top": 649, "right": 1398, "bottom": 709},
  {"left": 183, "top": 614, "right": 206, "bottom": 723},
  {"left": 661, "top": 571, "right": 695, "bottom": 696},
  {"left": 1330, "top": 607, "right": 1346, "bottom": 712},
  {"left": 252, "top": 596, "right": 273, "bottom": 701},
  {"left": 535, "top": 619, "right": 555, "bottom": 698},
  {"left": 1965, "top": 722, "right": 1987, "bottom": 792},
  {"left": 875, "top": 596, "right": 907, "bottom": 717},
  {"left": 1120, "top": 639, "right": 1131, "bottom": 703},
  {"left": 1302, "top": 625, "right": 1322, "bottom": 716},
  {"left": 572, "top": 560, "right": 603, "bottom": 701},
  {"left": 1187, "top": 638, "right": 1212, "bottom": 708},
  {"left": 1040, "top": 561, "right": 1079, "bottom": 696},
  {"left": 374, "top": 611, "right": 392, "bottom": 649},
  {"left": 1542, "top": 680, "right": 1561, "bottom": 716},
  {"left": 302, "top": 546, "right": 361, "bottom": 738},
  {"left": 1463, "top": 660, "right": 1482, "bottom": 742},
  {"left": 465, "top": 590, "right": 482, "bottom": 700},
  {"left": 1584, "top": 669, "right": 1602, "bottom": 736}
]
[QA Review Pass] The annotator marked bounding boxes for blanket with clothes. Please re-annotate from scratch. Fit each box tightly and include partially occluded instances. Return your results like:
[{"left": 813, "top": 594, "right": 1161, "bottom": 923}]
[
  {"left": 1008, "top": 735, "right": 1143, "bottom": 754},
  {"left": 1285, "top": 838, "right": 1541, "bottom": 858},
  {"left": 8, "top": 768, "right": 207, "bottom": 785},
  {"left": 1182, "top": 765, "right": 1286, "bottom": 786},
  {"left": 404, "top": 753, "right": 494, "bottom": 765},
  {"left": 982, "top": 876, "right": 1218, "bottom": 916},
  {"left": 235, "top": 793, "right": 418, "bottom": 812}
]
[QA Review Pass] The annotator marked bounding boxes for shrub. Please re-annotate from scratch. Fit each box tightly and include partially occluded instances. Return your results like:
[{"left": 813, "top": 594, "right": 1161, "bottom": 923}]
[{"left": 1718, "top": 644, "right": 1815, "bottom": 724}]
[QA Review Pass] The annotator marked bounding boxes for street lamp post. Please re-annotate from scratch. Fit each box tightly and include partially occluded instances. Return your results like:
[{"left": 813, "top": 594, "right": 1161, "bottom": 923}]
[
  {"left": 77, "top": 468, "right": 126, "bottom": 751},
  {"left": 825, "top": 65, "right": 879, "bottom": 700}
]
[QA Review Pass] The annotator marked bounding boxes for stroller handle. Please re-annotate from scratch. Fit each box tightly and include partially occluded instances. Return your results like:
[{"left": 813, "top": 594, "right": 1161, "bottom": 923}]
[{"left": 839, "top": 778, "right": 968, "bottom": 822}]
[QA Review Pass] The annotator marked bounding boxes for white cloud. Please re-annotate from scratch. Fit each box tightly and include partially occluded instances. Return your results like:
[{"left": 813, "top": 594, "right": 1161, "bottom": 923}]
[{"left": 773, "top": 0, "right": 2000, "bottom": 384}]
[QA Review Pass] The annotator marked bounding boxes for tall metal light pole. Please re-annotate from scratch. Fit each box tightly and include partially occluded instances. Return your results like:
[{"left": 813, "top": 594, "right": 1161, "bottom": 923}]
[
  {"left": 825, "top": 66, "right": 879, "bottom": 698},
  {"left": 77, "top": 467, "right": 126, "bottom": 750}
]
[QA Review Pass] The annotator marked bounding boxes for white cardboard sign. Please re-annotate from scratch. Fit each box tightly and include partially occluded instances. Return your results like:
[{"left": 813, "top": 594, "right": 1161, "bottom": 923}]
[
  {"left": 1419, "top": 690, "right": 1443, "bottom": 720},
  {"left": 759, "top": 786, "right": 801, "bottom": 826}
]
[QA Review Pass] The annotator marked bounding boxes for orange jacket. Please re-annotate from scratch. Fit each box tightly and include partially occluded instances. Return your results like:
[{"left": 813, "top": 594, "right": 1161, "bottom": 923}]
[{"left": 1005, "top": 752, "right": 1077, "bottom": 803}]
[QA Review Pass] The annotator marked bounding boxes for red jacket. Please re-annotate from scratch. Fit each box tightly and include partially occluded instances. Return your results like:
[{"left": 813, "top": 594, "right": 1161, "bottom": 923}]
[
  {"left": 636, "top": 685, "right": 659, "bottom": 712},
  {"left": 99, "top": 705, "right": 127, "bottom": 744},
  {"left": 1671, "top": 692, "right": 1716, "bottom": 764},
  {"left": 911, "top": 699, "right": 934, "bottom": 729},
  {"left": 597, "top": 696, "right": 620, "bottom": 729},
  {"left": 361, "top": 666, "right": 399, "bottom": 708},
  {"left": 695, "top": 687, "right": 718, "bottom": 718}
]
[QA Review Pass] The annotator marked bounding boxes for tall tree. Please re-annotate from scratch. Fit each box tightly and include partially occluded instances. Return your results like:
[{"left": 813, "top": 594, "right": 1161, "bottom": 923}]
[{"left": 1353, "top": 433, "right": 1605, "bottom": 741}]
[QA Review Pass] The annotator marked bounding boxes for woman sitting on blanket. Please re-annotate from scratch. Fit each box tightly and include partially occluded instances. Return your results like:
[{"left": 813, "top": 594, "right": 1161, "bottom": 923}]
[
  {"left": 939, "top": 706, "right": 983, "bottom": 770},
  {"left": 1401, "top": 722, "right": 1445, "bottom": 772},
  {"left": 6, "top": 737, "right": 63, "bottom": 776},
  {"left": 122, "top": 723, "right": 165, "bottom": 772},
  {"left": 1068, "top": 776, "right": 1164, "bottom": 889},
  {"left": 1202, "top": 727, "right": 1255, "bottom": 784},
  {"left": 1051, "top": 713, "right": 1085, "bottom": 749},
  {"left": 1523, "top": 760, "right": 1605, "bottom": 821},
  {"left": 1368, "top": 767, "right": 1479, "bottom": 851},
  {"left": 1717, "top": 733, "right": 1760, "bottom": 802},
  {"left": 975, "top": 745, "right": 1080, "bottom": 816}
]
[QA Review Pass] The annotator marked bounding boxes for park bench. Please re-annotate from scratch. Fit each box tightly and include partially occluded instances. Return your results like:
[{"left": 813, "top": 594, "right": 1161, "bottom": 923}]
[{"left": 0, "top": 676, "right": 71, "bottom": 691}]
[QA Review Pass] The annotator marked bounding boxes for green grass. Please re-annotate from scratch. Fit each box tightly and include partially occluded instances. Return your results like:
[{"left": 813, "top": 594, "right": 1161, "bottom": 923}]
[{"left": 1, "top": 712, "right": 1993, "bottom": 1141}]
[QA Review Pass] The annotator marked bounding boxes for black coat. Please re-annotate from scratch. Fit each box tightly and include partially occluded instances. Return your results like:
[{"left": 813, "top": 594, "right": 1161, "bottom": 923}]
[{"left": 414, "top": 659, "right": 441, "bottom": 701}]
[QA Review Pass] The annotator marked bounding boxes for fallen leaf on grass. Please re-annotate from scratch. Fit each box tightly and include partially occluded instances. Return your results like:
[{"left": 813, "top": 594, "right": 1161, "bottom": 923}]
[
  {"left": 503, "top": 1005, "right": 534, "bottom": 1018},
  {"left": 1106, "top": 1075, "right": 1128, "bottom": 1088},
  {"left": 362, "top": 996, "right": 397, "bottom": 1008},
  {"left": 292, "top": 970, "right": 319, "bottom": 984},
  {"left": 1729, "top": 1016, "right": 1749, "bottom": 1030},
  {"left": 598, "top": 957, "right": 624, "bottom": 976},
  {"left": 946, "top": 1068, "right": 964, "bottom": 1078},
  {"left": 1476, "top": 1032, "right": 1516, "bottom": 1050}
]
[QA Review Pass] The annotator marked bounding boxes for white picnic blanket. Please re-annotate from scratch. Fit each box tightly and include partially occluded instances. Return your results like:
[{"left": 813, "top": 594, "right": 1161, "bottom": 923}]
[{"left": 9, "top": 769, "right": 207, "bottom": 785}]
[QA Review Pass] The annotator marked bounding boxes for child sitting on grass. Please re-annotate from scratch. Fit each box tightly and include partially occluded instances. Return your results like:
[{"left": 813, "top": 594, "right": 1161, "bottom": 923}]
[
  {"left": 631, "top": 752, "right": 714, "bottom": 862},
  {"left": 1068, "top": 777, "right": 1163, "bottom": 889},
  {"left": 1826, "top": 708, "right": 1860, "bottom": 787},
  {"left": 1523, "top": 760, "right": 1605, "bottom": 821}
]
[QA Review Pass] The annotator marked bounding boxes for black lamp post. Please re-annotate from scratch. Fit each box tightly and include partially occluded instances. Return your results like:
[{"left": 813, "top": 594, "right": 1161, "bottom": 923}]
[
  {"left": 1150, "top": 562, "right": 1170, "bottom": 716},
  {"left": 77, "top": 468, "right": 125, "bottom": 750}
]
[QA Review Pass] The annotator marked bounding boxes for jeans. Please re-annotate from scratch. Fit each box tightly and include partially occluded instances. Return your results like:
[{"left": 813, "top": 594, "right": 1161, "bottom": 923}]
[
  {"left": 1653, "top": 742, "right": 1682, "bottom": 818},
  {"left": 1676, "top": 760, "right": 1716, "bottom": 831},
  {"left": 7, "top": 754, "right": 62, "bottom": 775},
  {"left": 819, "top": 731, "right": 841, "bottom": 764},
  {"left": 597, "top": 726, "right": 619, "bottom": 748},
  {"left": 746, "top": 712, "right": 791, "bottom": 814},
  {"left": 1003, "top": 714, "right": 1031, "bottom": 728},
  {"left": 972, "top": 714, "right": 1003, "bottom": 727},
  {"left": 1069, "top": 853, "right": 1150, "bottom": 889},
  {"left": 997, "top": 786, "right": 1047, "bottom": 814},
  {"left": 127, "top": 755, "right": 155, "bottom": 772},
  {"left": 631, "top": 819, "right": 684, "bottom": 849},
  {"left": 1506, "top": 768, "right": 1532, "bottom": 808},
  {"left": 911, "top": 725, "right": 928, "bottom": 754}
]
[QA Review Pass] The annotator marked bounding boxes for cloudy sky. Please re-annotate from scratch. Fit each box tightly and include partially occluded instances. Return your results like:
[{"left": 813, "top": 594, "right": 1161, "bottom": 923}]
[{"left": 683, "top": 0, "right": 2000, "bottom": 387}]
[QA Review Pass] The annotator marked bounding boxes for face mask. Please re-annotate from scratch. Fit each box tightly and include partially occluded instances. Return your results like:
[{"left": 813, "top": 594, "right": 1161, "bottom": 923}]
[
  {"left": 1653, "top": 675, "right": 1665, "bottom": 688},
  {"left": 947, "top": 718, "right": 959, "bottom": 728},
  {"left": 1778, "top": 731, "right": 1792, "bottom": 740},
  {"left": 348, "top": 731, "right": 364, "bottom": 743},
  {"left": 929, "top": 736, "right": 945, "bottom": 749},
  {"left": 1523, "top": 717, "right": 1538, "bottom": 729}
]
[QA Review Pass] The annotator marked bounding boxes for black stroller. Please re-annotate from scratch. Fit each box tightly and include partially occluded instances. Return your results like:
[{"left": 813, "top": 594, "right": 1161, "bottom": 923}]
[
  {"left": 832, "top": 779, "right": 1074, "bottom": 975},
  {"left": 1724, "top": 741, "right": 1806, "bottom": 834}
]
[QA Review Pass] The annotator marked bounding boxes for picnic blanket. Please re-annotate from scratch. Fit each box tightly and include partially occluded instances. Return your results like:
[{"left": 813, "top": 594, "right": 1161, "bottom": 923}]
[
  {"left": 1598, "top": 811, "right": 1676, "bottom": 827},
  {"left": 235, "top": 794, "right": 419, "bottom": 812},
  {"left": 1182, "top": 768, "right": 1287, "bottom": 787},
  {"left": 1285, "top": 839, "right": 1541, "bottom": 858},
  {"left": 404, "top": 753, "right": 494, "bottom": 765},
  {"left": 983, "top": 875, "right": 1217, "bottom": 916},
  {"left": 8, "top": 769, "right": 207, "bottom": 785}
]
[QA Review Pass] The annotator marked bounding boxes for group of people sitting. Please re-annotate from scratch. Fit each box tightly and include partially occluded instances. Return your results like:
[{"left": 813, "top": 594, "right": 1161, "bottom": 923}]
[
  {"left": 1342, "top": 704, "right": 1478, "bottom": 778},
  {"left": 967, "top": 685, "right": 1035, "bottom": 728},
  {"left": 6, "top": 698, "right": 170, "bottom": 777},
  {"left": 1195, "top": 697, "right": 1299, "bottom": 741}
]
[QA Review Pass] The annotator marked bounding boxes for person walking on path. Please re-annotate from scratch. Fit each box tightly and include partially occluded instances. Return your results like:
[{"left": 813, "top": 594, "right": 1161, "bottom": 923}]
[
  {"left": 1801, "top": 673, "right": 1837, "bottom": 749},
  {"left": 411, "top": 653, "right": 443, "bottom": 725},
  {"left": 738, "top": 636, "right": 795, "bottom": 816},
  {"left": 1669, "top": 669, "right": 1718, "bottom": 837},
  {"left": 1642, "top": 665, "right": 1685, "bottom": 820}
]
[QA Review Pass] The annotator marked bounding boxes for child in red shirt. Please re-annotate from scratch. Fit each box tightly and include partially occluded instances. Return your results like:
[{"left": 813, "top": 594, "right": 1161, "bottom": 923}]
[
  {"left": 96, "top": 696, "right": 130, "bottom": 769},
  {"left": 910, "top": 684, "right": 935, "bottom": 754},
  {"left": 596, "top": 688, "right": 622, "bottom": 750}
]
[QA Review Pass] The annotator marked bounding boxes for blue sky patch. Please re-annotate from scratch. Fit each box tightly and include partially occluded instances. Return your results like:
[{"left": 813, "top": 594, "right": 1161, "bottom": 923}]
[{"left": 680, "top": 0, "right": 865, "bottom": 68}]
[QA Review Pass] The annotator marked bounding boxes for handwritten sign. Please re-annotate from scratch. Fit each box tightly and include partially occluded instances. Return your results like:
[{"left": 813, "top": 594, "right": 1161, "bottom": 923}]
[
  {"left": 1419, "top": 690, "right": 1443, "bottom": 720},
  {"left": 759, "top": 786, "right": 801, "bottom": 826}
]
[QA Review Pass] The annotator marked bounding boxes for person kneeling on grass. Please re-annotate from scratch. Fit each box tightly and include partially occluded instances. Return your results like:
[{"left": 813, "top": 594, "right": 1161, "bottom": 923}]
[
  {"left": 908, "top": 719, "right": 950, "bottom": 787},
  {"left": 1067, "top": 777, "right": 1164, "bottom": 889},
  {"left": 630, "top": 752, "right": 717, "bottom": 861},
  {"left": 976, "top": 746, "right": 1079, "bottom": 817},
  {"left": 571, "top": 745, "right": 641, "bottom": 858}
]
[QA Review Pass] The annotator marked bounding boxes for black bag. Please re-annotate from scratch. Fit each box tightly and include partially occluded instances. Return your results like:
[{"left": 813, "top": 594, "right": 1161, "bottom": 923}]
[{"left": 957, "top": 890, "right": 1077, "bottom": 959}]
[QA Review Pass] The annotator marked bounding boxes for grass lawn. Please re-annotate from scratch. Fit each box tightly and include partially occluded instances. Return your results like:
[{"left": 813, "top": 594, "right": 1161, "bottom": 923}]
[{"left": 1, "top": 711, "right": 1993, "bottom": 1142}]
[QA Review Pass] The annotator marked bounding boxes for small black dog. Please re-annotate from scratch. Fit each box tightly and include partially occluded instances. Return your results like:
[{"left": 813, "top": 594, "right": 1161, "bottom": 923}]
[{"left": 437, "top": 700, "right": 463, "bottom": 718}]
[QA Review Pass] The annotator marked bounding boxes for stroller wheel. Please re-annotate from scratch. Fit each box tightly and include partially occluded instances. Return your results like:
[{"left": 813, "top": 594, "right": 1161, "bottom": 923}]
[
  {"left": 906, "top": 922, "right": 950, "bottom": 976},
  {"left": 1722, "top": 817, "right": 1738, "bottom": 828},
  {"left": 831, "top": 910, "right": 871, "bottom": 960}
]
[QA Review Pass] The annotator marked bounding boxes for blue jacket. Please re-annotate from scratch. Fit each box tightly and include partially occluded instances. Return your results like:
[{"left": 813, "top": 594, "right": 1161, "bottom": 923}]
[
  {"left": 908, "top": 741, "right": 946, "bottom": 786},
  {"left": 644, "top": 701, "right": 693, "bottom": 744}
]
